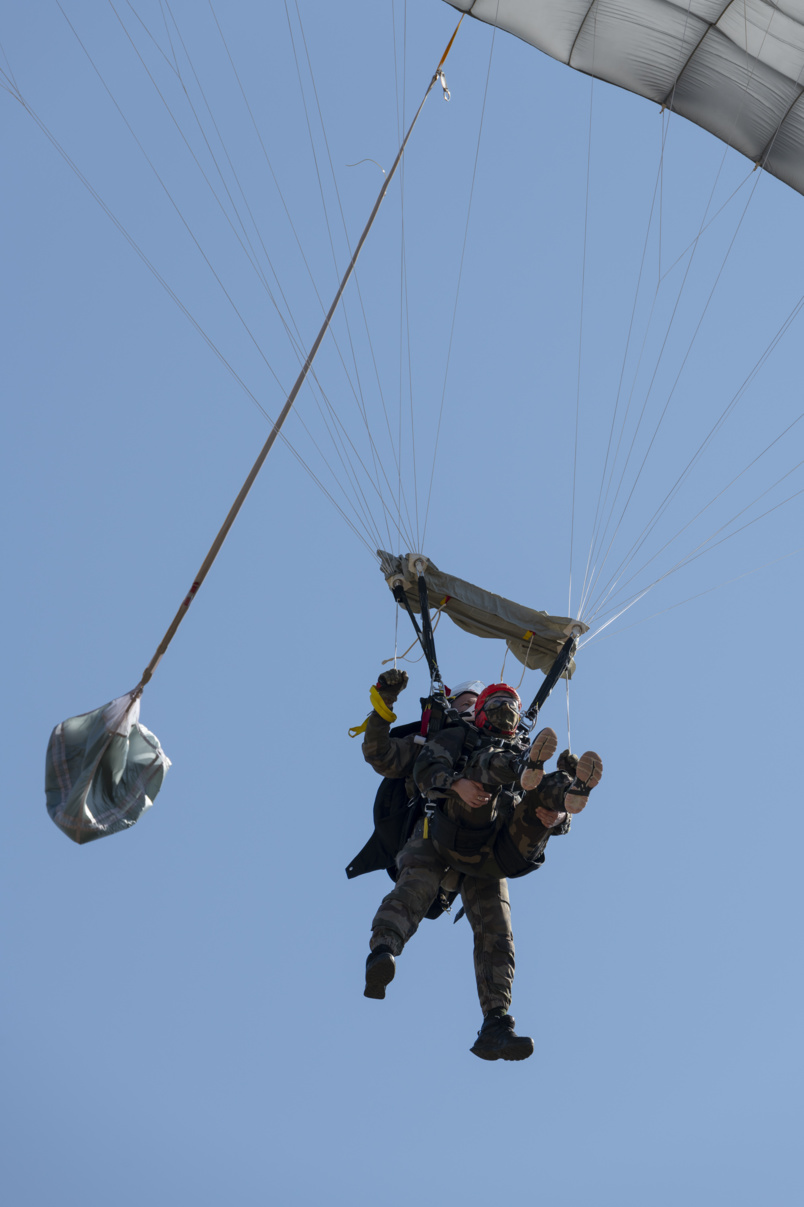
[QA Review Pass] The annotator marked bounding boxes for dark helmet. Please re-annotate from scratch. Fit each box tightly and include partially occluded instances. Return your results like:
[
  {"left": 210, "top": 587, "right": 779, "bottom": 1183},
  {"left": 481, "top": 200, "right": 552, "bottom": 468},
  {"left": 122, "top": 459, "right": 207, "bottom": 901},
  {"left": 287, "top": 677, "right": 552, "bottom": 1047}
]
[{"left": 474, "top": 684, "right": 522, "bottom": 736}]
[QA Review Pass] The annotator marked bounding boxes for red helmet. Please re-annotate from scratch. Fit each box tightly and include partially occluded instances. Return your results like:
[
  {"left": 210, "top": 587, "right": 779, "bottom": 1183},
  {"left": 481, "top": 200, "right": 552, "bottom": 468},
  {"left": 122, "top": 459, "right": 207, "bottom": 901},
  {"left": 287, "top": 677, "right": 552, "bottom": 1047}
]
[{"left": 474, "top": 684, "right": 522, "bottom": 736}]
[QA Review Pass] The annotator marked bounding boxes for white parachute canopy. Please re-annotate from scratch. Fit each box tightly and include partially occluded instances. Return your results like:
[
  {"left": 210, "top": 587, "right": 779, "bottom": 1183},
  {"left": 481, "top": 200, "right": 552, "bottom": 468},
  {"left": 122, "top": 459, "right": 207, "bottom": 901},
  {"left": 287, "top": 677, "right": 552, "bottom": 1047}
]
[
  {"left": 446, "top": 0, "right": 804, "bottom": 196},
  {"left": 45, "top": 693, "right": 170, "bottom": 845}
]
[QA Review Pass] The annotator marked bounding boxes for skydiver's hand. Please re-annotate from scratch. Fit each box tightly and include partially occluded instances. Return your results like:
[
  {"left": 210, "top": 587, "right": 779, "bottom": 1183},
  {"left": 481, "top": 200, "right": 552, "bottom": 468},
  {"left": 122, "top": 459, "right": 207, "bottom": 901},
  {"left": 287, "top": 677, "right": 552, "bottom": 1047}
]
[
  {"left": 535, "top": 806, "right": 567, "bottom": 828},
  {"left": 376, "top": 668, "right": 409, "bottom": 704},
  {"left": 452, "top": 778, "right": 492, "bottom": 809}
]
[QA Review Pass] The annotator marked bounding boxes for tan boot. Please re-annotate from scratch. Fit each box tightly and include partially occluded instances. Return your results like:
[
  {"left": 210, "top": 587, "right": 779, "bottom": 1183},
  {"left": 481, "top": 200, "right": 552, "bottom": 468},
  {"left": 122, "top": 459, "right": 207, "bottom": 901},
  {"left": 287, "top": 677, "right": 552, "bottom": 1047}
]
[
  {"left": 565, "top": 750, "right": 603, "bottom": 813},
  {"left": 520, "top": 726, "right": 558, "bottom": 790}
]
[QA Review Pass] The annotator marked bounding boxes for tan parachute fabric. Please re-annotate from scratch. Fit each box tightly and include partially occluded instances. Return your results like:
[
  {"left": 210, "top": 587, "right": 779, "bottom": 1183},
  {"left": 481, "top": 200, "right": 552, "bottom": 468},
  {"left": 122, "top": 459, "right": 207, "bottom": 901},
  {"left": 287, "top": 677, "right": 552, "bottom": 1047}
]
[
  {"left": 446, "top": 1, "right": 804, "bottom": 196},
  {"left": 379, "top": 551, "right": 587, "bottom": 674}
]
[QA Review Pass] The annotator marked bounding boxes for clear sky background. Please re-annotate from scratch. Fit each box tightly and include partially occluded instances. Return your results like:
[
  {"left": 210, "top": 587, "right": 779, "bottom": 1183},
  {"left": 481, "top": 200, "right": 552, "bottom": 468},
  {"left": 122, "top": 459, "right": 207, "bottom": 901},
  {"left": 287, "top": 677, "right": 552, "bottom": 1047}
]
[{"left": 3, "top": 3, "right": 802, "bottom": 1205}]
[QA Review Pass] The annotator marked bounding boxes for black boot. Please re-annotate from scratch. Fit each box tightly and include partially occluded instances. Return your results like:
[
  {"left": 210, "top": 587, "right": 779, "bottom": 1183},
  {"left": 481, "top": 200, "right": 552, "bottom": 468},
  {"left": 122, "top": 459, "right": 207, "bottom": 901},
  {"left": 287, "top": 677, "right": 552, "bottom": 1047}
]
[
  {"left": 364, "top": 945, "right": 396, "bottom": 999},
  {"left": 470, "top": 1012, "right": 534, "bottom": 1061}
]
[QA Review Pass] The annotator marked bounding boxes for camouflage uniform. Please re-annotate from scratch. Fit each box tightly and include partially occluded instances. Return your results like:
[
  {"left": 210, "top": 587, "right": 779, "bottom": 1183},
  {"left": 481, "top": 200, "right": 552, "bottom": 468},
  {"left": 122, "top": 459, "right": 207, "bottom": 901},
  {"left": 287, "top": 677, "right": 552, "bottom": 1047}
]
[
  {"left": 415, "top": 726, "right": 572, "bottom": 878},
  {"left": 370, "top": 724, "right": 574, "bottom": 1016},
  {"left": 361, "top": 709, "right": 419, "bottom": 794}
]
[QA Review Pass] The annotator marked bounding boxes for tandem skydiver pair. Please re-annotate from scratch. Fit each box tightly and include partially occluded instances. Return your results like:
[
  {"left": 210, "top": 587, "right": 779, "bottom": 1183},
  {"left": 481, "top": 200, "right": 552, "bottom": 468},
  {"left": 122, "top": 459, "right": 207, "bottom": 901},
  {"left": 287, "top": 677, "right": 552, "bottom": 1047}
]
[{"left": 348, "top": 669, "right": 602, "bottom": 1062}]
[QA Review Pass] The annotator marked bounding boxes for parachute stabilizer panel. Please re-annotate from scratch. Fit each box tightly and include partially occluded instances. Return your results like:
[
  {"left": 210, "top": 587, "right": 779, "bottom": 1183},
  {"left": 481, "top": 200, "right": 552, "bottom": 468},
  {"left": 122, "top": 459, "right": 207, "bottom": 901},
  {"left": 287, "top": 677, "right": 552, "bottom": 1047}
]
[
  {"left": 378, "top": 550, "right": 587, "bottom": 675},
  {"left": 446, "top": 0, "right": 804, "bottom": 196}
]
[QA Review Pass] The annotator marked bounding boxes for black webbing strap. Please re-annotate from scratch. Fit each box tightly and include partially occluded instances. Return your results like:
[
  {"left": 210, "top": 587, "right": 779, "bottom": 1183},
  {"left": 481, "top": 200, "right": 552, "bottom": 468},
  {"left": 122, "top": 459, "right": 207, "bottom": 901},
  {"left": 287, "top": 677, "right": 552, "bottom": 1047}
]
[
  {"left": 391, "top": 577, "right": 442, "bottom": 686},
  {"left": 524, "top": 633, "right": 579, "bottom": 722},
  {"left": 417, "top": 573, "right": 442, "bottom": 685}
]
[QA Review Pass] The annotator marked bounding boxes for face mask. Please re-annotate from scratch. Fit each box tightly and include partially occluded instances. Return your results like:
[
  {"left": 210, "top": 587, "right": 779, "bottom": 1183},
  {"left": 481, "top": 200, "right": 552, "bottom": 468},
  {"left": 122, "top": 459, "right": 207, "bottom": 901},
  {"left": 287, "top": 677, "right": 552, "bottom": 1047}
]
[{"left": 484, "top": 700, "right": 521, "bottom": 734}]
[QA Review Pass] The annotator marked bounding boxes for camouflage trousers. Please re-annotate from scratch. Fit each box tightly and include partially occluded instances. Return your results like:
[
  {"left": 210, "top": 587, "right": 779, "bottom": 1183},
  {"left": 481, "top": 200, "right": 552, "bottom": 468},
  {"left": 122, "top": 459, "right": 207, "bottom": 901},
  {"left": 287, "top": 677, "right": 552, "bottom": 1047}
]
[
  {"left": 370, "top": 771, "right": 573, "bottom": 1015},
  {"left": 371, "top": 833, "right": 515, "bottom": 1015}
]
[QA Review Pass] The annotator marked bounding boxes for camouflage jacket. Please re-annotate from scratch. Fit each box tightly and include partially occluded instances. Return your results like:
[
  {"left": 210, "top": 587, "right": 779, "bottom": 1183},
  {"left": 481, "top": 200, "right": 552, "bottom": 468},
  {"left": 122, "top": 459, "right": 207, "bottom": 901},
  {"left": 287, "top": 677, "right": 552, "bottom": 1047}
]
[
  {"left": 361, "top": 710, "right": 420, "bottom": 797},
  {"left": 413, "top": 723, "right": 571, "bottom": 837}
]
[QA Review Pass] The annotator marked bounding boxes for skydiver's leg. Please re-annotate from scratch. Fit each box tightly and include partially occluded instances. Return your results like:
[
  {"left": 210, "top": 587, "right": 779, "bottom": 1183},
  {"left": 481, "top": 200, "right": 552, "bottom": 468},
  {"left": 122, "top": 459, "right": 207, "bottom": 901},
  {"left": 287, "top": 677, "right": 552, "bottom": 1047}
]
[
  {"left": 369, "top": 834, "right": 448, "bottom": 954},
  {"left": 504, "top": 770, "right": 574, "bottom": 864},
  {"left": 460, "top": 875, "right": 515, "bottom": 1016},
  {"left": 365, "top": 834, "right": 449, "bottom": 999},
  {"left": 461, "top": 876, "right": 536, "bottom": 1061},
  {"left": 503, "top": 753, "right": 604, "bottom": 865}
]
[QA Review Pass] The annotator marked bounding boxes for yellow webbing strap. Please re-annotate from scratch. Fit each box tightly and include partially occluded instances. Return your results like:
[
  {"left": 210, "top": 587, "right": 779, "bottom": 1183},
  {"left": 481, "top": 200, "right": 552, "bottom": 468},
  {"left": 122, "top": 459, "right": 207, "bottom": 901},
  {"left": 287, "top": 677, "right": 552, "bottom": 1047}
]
[
  {"left": 370, "top": 687, "right": 397, "bottom": 722},
  {"left": 348, "top": 685, "right": 397, "bottom": 738}
]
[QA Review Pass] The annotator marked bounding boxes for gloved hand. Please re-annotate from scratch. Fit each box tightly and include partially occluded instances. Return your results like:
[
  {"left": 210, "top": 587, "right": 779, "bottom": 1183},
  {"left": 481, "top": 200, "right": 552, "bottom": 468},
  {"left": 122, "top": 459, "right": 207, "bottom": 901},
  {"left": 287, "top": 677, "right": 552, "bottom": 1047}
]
[{"left": 376, "top": 668, "right": 409, "bottom": 705}]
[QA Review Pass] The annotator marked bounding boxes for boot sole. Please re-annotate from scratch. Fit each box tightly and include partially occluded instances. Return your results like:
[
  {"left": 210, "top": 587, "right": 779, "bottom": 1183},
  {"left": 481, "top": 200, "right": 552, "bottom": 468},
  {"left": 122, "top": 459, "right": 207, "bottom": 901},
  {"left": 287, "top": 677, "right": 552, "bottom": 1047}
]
[
  {"left": 566, "top": 750, "right": 603, "bottom": 813},
  {"left": 521, "top": 727, "right": 558, "bottom": 789},
  {"left": 364, "top": 953, "right": 395, "bottom": 1000},
  {"left": 529, "top": 726, "right": 558, "bottom": 764},
  {"left": 470, "top": 1039, "right": 534, "bottom": 1061}
]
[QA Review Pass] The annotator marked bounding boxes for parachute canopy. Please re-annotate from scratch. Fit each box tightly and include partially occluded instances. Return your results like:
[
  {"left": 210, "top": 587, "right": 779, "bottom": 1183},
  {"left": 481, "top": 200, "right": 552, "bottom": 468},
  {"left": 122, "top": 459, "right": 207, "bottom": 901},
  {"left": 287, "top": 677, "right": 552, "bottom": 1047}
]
[
  {"left": 379, "top": 551, "right": 587, "bottom": 675},
  {"left": 447, "top": 0, "right": 804, "bottom": 195},
  {"left": 45, "top": 693, "right": 170, "bottom": 844}
]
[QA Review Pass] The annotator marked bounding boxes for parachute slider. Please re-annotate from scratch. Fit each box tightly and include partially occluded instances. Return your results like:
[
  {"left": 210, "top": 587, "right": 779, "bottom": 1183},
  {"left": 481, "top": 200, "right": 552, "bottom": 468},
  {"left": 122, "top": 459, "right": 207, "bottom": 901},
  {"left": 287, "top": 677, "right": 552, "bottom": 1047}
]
[{"left": 379, "top": 551, "right": 587, "bottom": 676}]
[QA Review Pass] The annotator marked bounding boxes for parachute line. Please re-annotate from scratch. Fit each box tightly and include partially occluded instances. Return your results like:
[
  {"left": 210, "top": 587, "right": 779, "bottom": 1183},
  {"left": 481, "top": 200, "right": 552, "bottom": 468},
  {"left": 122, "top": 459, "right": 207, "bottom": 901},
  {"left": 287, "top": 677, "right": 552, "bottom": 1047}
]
[
  {"left": 584, "top": 471, "right": 804, "bottom": 636},
  {"left": 571, "top": 0, "right": 800, "bottom": 630},
  {"left": 577, "top": 99, "right": 674, "bottom": 619},
  {"left": 581, "top": 171, "right": 764, "bottom": 621},
  {"left": 584, "top": 263, "right": 804, "bottom": 626},
  {"left": 422, "top": 11, "right": 498, "bottom": 549},
  {"left": 588, "top": 413, "right": 804, "bottom": 624},
  {"left": 577, "top": 144, "right": 765, "bottom": 623},
  {"left": 581, "top": 544, "right": 804, "bottom": 646}
]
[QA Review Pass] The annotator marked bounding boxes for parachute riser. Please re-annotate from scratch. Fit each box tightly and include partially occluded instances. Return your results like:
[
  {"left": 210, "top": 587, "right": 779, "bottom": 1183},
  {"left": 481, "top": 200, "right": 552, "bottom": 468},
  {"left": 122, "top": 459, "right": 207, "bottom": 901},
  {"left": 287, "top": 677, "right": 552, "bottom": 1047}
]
[
  {"left": 390, "top": 567, "right": 452, "bottom": 768},
  {"left": 416, "top": 569, "right": 444, "bottom": 695},
  {"left": 390, "top": 572, "right": 444, "bottom": 696},
  {"left": 523, "top": 626, "right": 583, "bottom": 723}
]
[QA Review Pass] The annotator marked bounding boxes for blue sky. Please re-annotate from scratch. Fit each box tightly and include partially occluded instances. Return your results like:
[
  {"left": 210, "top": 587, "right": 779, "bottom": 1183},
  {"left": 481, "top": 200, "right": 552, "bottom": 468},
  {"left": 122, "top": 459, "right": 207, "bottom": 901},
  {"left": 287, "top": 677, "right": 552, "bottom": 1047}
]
[{"left": 3, "top": 4, "right": 802, "bottom": 1205}]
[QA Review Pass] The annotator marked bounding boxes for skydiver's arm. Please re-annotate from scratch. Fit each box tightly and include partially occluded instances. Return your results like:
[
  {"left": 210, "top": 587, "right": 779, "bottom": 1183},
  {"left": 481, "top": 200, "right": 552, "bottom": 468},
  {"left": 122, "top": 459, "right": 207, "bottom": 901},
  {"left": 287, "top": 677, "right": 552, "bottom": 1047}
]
[
  {"left": 413, "top": 727, "right": 468, "bottom": 799},
  {"left": 360, "top": 667, "right": 415, "bottom": 778},
  {"left": 452, "top": 779, "right": 492, "bottom": 808},
  {"left": 462, "top": 745, "right": 521, "bottom": 788},
  {"left": 361, "top": 711, "right": 417, "bottom": 779}
]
